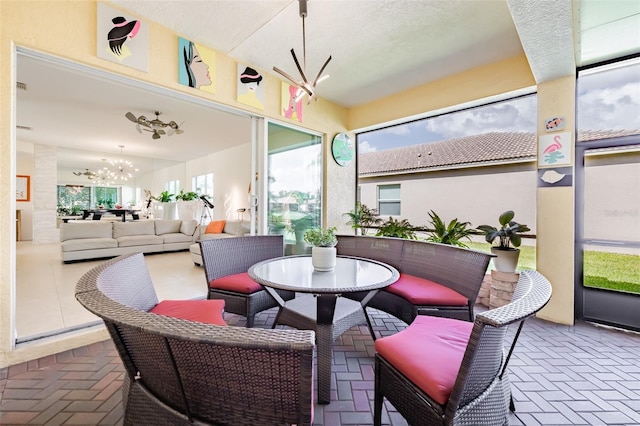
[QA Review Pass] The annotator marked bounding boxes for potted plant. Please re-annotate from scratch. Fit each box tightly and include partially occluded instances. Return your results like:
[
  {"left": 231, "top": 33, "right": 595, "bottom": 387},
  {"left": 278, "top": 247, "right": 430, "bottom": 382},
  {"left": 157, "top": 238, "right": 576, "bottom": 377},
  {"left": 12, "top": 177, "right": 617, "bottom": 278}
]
[
  {"left": 175, "top": 190, "right": 200, "bottom": 220},
  {"left": 376, "top": 217, "right": 417, "bottom": 239},
  {"left": 425, "top": 210, "right": 473, "bottom": 248},
  {"left": 304, "top": 227, "right": 338, "bottom": 272},
  {"left": 343, "top": 202, "right": 382, "bottom": 235},
  {"left": 477, "top": 210, "right": 530, "bottom": 273}
]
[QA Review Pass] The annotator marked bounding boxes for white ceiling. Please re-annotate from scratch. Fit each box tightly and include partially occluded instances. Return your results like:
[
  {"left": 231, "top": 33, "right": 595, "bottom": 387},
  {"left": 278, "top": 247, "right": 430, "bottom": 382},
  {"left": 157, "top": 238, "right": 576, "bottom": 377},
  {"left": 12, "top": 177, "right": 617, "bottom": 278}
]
[{"left": 15, "top": 0, "right": 640, "bottom": 175}]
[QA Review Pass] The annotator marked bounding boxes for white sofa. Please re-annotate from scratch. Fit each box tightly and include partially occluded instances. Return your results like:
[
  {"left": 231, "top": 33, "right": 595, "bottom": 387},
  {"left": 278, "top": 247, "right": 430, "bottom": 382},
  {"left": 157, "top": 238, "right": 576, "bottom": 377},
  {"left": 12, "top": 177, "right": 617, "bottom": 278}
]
[
  {"left": 60, "top": 219, "right": 199, "bottom": 263},
  {"left": 189, "top": 221, "right": 250, "bottom": 266}
]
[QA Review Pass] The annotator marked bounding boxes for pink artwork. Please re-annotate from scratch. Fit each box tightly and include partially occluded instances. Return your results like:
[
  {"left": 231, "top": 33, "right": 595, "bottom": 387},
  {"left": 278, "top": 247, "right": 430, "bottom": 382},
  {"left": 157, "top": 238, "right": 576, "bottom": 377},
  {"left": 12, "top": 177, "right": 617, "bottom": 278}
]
[{"left": 281, "top": 83, "right": 303, "bottom": 123}]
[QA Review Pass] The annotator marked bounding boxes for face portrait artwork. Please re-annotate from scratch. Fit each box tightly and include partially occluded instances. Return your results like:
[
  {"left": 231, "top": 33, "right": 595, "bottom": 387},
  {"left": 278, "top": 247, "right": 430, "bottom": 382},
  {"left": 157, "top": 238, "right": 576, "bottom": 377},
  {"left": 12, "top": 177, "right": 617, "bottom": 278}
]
[
  {"left": 178, "top": 37, "right": 215, "bottom": 94},
  {"left": 237, "top": 65, "right": 264, "bottom": 110},
  {"left": 96, "top": 3, "right": 149, "bottom": 72}
]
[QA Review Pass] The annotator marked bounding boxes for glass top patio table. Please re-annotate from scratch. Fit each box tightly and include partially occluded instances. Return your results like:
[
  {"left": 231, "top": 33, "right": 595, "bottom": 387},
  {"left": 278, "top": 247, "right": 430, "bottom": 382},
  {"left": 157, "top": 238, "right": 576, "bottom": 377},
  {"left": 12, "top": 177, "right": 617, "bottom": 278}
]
[{"left": 249, "top": 255, "right": 399, "bottom": 404}]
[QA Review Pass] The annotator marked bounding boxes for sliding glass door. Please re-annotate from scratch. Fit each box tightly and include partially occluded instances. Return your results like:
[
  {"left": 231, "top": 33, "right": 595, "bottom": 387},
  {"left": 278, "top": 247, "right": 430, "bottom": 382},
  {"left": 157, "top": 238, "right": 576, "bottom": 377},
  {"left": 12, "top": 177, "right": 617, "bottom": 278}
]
[{"left": 266, "top": 123, "right": 322, "bottom": 255}]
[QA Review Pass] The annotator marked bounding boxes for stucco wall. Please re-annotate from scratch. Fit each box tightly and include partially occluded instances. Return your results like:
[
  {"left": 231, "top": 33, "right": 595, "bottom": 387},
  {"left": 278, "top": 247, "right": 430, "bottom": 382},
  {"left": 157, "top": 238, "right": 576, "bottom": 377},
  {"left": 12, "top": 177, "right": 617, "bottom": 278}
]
[{"left": 359, "top": 163, "right": 538, "bottom": 232}]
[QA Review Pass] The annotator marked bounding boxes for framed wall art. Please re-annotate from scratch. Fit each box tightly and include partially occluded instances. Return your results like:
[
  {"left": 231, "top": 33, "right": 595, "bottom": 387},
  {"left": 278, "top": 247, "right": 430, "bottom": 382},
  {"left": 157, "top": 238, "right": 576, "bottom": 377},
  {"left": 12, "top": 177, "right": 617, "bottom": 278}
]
[{"left": 16, "top": 175, "right": 30, "bottom": 202}]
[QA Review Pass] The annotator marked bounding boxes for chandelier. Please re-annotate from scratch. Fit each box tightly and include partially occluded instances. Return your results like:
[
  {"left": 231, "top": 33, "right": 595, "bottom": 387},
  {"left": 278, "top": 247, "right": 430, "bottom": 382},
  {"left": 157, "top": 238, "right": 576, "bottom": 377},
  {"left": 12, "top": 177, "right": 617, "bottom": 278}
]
[
  {"left": 273, "top": 0, "right": 331, "bottom": 104},
  {"left": 108, "top": 145, "right": 138, "bottom": 183}
]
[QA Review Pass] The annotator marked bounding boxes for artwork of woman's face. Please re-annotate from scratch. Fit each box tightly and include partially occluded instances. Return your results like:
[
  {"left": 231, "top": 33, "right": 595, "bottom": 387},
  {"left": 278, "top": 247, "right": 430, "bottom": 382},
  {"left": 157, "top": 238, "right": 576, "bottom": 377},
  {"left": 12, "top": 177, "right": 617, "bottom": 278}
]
[
  {"left": 245, "top": 81, "right": 259, "bottom": 92},
  {"left": 190, "top": 45, "right": 211, "bottom": 88}
]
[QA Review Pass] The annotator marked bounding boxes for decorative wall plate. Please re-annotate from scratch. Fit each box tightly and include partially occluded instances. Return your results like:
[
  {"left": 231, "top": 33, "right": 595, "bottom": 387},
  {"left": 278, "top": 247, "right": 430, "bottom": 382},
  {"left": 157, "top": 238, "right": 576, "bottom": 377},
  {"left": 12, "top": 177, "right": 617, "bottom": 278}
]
[{"left": 331, "top": 133, "right": 354, "bottom": 167}]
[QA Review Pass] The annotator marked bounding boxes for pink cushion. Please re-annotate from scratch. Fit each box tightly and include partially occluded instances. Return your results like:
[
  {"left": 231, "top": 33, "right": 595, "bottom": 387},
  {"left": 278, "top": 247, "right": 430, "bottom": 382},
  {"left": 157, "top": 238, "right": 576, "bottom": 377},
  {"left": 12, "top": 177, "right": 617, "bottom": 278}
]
[
  {"left": 150, "top": 299, "right": 227, "bottom": 326},
  {"left": 385, "top": 273, "right": 468, "bottom": 306},
  {"left": 375, "top": 316, "right": 472, "bottom": 405},
  {"left": 210, "top": 272, "right": 263, "bottom": 294}
]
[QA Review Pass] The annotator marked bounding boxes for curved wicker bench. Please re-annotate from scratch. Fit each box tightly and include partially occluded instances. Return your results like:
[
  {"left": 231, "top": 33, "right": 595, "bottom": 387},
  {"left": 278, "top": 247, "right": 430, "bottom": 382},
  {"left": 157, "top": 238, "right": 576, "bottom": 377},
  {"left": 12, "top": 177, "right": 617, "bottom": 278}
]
[
  {"left": 336, "top": 235, "right": 494, "bottom": 323},
  {"left": 373, "top": 270, "right": 552, "bottom": 425},
  {"left": 75, "top": 253, "right": 315, "bottom": 426}
]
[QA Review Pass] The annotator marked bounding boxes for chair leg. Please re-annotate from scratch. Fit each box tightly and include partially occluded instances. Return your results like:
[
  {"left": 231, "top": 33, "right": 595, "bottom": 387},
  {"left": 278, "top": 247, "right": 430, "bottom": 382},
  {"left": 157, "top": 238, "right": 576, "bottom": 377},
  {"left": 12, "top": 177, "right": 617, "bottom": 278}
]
[
  {"left": 373, "top": 359, "right": 383, "bottom": 426},
  {"left": 271, "top": 307, "right": 284, "bottom": 329},
  {"left": 246, "top": 314, "right": 254, "bottom": 328}
]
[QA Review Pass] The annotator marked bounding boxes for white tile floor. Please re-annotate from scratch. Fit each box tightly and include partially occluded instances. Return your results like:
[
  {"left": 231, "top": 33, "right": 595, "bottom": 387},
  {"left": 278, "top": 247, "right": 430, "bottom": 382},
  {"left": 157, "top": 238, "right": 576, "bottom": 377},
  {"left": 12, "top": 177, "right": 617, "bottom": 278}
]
[{"left": 15, "top": 242, "right": 206, "bottom": 340}]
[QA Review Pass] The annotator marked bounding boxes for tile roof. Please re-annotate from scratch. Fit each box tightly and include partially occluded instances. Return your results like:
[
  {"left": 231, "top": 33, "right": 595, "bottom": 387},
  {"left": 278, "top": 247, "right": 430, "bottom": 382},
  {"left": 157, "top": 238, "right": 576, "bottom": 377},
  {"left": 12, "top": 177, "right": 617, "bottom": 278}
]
[{"left": 359, "top": 130, "right": 639, "bottom": 176}]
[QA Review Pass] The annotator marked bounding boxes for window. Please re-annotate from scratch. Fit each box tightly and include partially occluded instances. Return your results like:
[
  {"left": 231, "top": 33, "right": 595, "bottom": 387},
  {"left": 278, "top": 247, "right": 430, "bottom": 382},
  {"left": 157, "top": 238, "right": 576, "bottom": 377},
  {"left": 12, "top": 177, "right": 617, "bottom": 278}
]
[
  {"left": 192, "top": 173, "right": 214, "bottom": 197},
  {"left": 94, "top": 186, "right": 119, "bottom": 208},
  {"left": 165, "top": 180, "right": 180, "bottom": 196},
  {"left": 378, "top": 184, "right": 400, "bottom": 215},
  {"left": 57, "top": 185, "right": 91, "bottom": 215}
]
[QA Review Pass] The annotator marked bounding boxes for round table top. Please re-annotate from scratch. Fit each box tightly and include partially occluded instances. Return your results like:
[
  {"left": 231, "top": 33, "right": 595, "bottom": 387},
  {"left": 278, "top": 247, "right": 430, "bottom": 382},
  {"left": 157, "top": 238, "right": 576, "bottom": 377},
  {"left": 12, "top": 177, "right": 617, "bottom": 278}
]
[{"left": 249, "top": 255, "right": 399, "bottom": 294}]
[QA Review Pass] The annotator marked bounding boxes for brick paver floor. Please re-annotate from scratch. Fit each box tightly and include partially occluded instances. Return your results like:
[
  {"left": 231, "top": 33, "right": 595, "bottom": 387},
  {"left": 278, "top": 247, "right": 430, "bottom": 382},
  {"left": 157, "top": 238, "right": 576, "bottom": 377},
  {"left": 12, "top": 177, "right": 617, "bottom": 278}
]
[{"left": 1, "top": 307, "right": 638, "bottom": 425}]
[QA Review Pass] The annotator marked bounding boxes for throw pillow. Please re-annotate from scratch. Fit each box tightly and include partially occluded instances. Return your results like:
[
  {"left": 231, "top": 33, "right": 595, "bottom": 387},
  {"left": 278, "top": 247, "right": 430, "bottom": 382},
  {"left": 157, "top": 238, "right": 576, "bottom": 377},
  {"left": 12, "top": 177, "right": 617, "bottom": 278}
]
[{"left": 205, "top": 220, "right": 226, "bottom": 234}]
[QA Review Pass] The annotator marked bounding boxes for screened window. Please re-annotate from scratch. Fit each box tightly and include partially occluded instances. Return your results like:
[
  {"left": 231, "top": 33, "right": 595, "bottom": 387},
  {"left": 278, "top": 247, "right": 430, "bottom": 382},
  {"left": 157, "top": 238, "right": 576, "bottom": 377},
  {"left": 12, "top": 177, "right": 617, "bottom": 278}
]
[
  {"left": 577, "top": 58, "right": 640, "bottom": 137},
  {"left": 57, "top": 185, "right": 91, "bottom": 215},
  {"left": 378, "top": 184, "right": 400, "bottom": 215},
  {"left": 192, "top": 173, "right": 214, "bottom": 197}
]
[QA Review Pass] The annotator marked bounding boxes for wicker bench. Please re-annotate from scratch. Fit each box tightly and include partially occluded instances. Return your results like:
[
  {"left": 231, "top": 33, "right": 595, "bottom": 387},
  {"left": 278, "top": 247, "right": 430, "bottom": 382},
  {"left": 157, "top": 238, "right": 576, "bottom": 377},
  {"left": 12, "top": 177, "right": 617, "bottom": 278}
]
[
  {"left": 75, "top": 253, "right": 315, "bottom": 426},
  {"left": 374, "top": 270, "right": 552, "bottom": 425},
  {"left": 336, "top": 235, "right": 494, "bottom": 323}
]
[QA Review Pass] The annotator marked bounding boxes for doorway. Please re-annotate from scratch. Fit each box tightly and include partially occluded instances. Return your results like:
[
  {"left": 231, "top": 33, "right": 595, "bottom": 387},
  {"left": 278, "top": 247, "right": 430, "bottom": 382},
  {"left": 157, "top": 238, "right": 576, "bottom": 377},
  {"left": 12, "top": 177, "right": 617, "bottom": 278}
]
[{"left": 575, "top": 136, "right": 640, "bottom": 331}]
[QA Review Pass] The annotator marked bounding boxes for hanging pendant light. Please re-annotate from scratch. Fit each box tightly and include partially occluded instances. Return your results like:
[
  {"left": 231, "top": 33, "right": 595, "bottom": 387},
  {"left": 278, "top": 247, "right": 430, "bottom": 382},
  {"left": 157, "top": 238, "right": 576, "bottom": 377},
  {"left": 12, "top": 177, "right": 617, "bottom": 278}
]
[
  {"left": 109, "top": 145, "right": 138, "bottom": 183},
  {"left": 273, "top": 0, "right": 331, "bottom": 105}
]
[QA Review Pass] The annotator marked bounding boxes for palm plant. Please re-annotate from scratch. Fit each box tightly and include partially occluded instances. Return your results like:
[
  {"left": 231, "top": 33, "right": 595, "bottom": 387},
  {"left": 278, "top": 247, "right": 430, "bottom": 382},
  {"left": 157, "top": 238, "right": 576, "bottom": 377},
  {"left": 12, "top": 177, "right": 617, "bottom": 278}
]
[
  {"left": 152, "top": 190, "right": 174, "bottom": 203},
  {"left": 343, "top": 202, "right": 382, "bottom": 235},
  {"left": 425, "top": 210, "right": 473, "bottom": 247},
  {"left": 376, "top": 217, "right": 417, "bottom": 239}
]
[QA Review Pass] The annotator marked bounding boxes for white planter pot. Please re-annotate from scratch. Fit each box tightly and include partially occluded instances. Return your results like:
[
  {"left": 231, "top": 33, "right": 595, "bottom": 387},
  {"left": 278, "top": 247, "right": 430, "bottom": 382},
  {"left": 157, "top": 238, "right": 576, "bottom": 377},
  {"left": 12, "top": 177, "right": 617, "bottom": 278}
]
[
  {"left": 312, "top": 246, "right": 337, "bottom": 272},
  {"left": 153, "top": 202, "right": 177, "bottom": 220},
  {"left": 177, "top": 200, "right": 199, "bottom": 221},
  {"left": 491, "top": 247, "right": 520, "bottom": 273}
]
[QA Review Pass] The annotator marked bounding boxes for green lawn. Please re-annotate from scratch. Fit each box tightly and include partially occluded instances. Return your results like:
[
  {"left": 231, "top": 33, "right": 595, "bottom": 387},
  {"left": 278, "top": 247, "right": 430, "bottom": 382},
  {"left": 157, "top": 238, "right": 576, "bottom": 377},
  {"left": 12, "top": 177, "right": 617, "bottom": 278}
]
[{"left": 465, "top": 242, "right": 640, "bottom": 294}]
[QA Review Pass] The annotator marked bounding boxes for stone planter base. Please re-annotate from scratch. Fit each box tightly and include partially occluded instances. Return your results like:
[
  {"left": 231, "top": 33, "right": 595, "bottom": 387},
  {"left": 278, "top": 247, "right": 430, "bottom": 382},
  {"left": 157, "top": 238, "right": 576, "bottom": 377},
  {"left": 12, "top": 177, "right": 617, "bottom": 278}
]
[
  {"left": 475, "top": 274, "right": 492, "bottom": 307},
  {"left": 489, "top": 270, "right": 519, "bottom": 309}
]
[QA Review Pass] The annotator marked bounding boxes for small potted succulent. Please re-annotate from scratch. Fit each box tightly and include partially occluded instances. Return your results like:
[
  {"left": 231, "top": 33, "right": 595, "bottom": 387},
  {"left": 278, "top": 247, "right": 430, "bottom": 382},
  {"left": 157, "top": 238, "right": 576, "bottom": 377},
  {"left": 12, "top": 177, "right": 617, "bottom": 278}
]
[
  {"left": 477, "top": 210, "right": 530, "bottom": 273},
  {"left": 304, "top": 227, "right": 338, "bottom": 272}
]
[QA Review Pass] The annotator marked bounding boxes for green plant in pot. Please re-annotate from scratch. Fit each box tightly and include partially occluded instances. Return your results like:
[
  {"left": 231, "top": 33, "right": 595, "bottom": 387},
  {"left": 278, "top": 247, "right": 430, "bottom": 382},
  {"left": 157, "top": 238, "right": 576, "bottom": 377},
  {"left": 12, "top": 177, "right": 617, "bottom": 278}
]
[
  {"left": 175, "top": 190, "right": 199, "bottom": 201},
  {"left": 477, "top": 210, "right": 530, "bottom": 273},
  {"left": 425, "top": 210, "right": 473, "bottom": 248},
  {"left": 152, "top": 190, "right": 175, "bottom": 203},
  {"left": 304, "top": 227, "right": 338, "bottom": 272}
]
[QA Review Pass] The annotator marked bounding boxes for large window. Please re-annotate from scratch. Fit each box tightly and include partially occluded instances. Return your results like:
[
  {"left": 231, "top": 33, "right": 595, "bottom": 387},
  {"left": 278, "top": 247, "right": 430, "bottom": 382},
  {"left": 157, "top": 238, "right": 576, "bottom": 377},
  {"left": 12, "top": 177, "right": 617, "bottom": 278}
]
[
  {"left": 57, "top": 185, "right": 120, "bottom": 214},
  {"left": 192, "top": 173, "right": 214, "bottom": 197},
  {"left": 378, "top": 184, "right": 400, "bottom": 215},
  {"left": 165, "top": 180, "right": 180, "bottom": 196}
]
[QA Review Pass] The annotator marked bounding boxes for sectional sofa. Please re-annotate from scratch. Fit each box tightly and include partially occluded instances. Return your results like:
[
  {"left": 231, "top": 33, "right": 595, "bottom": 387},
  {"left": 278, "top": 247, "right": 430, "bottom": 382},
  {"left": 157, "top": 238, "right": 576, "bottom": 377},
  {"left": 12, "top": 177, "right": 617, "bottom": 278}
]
[
  {"left": 189, "top": 220, "right": 250, "bottom": 266},
  {"left": 60, "top": 219, "right": 199, "bottom": 263}
]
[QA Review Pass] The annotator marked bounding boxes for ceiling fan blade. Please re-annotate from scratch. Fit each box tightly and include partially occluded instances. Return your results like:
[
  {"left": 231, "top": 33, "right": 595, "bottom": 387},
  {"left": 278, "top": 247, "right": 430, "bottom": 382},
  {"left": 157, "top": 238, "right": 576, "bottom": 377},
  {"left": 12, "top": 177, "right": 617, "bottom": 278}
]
[
  {"left": 157, "top": 129, "right": 166, "bottom": 135},
  {"left": 73, "top": 172, "right": 81, "bottom": 176},
  {"left": 175, "top": 129, "right": 184, "bottom": 135},
  {"left": 167, "top": 128, "right": 175, "bottom": 136},
  {"left": 135, "top": 124, "right": 142, "bottom": 134},
  {"left": 290, "top": 48, "right": 310, "bottom": 85},
  {"left": 152, "top": 131, "right": 161, "bottom": 140},
  {"left": 125, "top": 112, "right": 138, "bottom": 123},
  {"left": 312, "top": 55, "right": 332, "bottom": 87}
]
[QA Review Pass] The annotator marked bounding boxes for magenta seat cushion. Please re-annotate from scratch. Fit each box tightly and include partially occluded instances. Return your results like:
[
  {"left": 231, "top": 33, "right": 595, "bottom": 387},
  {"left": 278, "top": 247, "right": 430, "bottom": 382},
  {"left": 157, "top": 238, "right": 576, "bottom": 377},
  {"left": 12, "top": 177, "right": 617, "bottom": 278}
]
[
  {"left": 150, "top": 299, "right": 227, "bottom": 326},
  {"left": 210, "top": 272, "right": 263, "bottom": 294},
  {"left": 375, "top": 315, "right": 472, "bottom": 405},
  {"left": 385, "top": 273, "right": 468, "bottom": 306}
]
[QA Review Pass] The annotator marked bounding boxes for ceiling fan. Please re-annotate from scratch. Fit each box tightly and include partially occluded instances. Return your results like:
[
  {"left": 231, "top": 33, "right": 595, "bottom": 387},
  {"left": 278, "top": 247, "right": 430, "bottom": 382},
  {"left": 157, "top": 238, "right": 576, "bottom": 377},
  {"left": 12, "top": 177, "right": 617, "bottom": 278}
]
[
  {"left": 125, "top": 111, "right": 184, "bottom": 140},
  {"left": 73, "top": 169, "right": 96, "bottom": 179}
]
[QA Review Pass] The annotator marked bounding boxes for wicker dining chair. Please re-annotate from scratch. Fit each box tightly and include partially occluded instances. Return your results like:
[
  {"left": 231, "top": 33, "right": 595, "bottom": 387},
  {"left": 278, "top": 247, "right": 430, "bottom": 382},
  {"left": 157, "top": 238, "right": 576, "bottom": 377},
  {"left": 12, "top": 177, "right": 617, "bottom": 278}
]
[
  {"left": 373, "top": 270, "right": 552, "bottom": 425},
  {"left": 199, "top": 235, "right": 294, "bottom": 327}
]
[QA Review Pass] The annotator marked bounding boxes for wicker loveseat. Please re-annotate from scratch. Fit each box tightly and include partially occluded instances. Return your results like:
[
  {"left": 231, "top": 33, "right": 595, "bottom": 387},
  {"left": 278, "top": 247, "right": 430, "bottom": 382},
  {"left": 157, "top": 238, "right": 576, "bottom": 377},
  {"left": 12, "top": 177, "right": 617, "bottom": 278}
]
[
  {"left": 75, "top": 253, "right": 315, "bottom": 426},
  {"left": 373, "top": 270, "right": 552, "bottom": 425},
  {"left": 336, "top": 235, "right": 494, "bottom": 323}
]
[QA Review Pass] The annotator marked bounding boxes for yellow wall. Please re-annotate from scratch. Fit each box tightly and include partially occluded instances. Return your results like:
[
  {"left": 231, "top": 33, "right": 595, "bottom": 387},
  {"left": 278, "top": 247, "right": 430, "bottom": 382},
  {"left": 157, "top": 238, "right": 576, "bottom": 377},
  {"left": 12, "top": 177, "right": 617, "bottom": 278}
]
[
  {"left": 536, "top": 76, "right": 576, "bottom": 325},
  {"left": 349, "top": 55, "right": 535, "bottom": 130}
]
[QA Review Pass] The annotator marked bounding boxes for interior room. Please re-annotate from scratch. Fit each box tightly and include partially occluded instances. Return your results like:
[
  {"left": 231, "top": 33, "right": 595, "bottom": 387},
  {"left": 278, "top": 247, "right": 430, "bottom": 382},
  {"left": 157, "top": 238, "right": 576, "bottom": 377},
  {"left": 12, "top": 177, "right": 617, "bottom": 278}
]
[{"left": 1, "top": 0, "right": 639, "bottom": 425}]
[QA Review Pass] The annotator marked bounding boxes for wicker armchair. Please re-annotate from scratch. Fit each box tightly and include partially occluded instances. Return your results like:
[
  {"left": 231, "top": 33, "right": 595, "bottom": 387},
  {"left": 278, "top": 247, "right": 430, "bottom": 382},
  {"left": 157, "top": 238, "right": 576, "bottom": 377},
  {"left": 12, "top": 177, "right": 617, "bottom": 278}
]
[
  {"left": 199, "top": 235, "right": 294, "bottom": 327},
  {"left": 373, "top": 270, "right": 552, "bottom": 426},
  {"left": 336, "top": 235, "right": 494, "bottom": 323},
  {"left": 75, "top": 253, "right": 315, "bottom": 426}
]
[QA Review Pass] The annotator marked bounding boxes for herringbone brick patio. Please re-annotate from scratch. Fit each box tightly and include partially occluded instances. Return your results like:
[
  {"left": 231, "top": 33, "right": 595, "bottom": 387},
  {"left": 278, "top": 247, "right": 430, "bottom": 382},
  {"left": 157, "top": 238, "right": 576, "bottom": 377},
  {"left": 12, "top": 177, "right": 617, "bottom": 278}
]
[{"left": 1, "top": 308, "right": 639, "bottom": 425}]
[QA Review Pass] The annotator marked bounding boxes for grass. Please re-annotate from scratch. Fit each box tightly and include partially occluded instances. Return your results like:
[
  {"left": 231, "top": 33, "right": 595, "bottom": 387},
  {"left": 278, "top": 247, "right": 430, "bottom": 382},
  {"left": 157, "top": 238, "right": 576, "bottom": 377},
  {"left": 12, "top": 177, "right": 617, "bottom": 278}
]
[{"left": 465, "top": 241, "right": 640, "bottom": 295}]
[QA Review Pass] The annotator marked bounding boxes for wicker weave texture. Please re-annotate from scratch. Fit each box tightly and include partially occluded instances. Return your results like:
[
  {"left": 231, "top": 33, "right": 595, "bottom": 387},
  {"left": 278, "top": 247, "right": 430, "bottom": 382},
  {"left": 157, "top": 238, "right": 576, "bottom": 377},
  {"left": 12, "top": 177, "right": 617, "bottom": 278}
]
[
  {"left": 75, "top": 252, "right": 315, "bottom": 426},
  {"left": 374, "top": 270, "right": 552, "bottom": 426},
  {"left": 199, "top": 235, "right": 294, "bottom": 327},
  {"left": 336, "top": 235, "right": 493, "bottom": 323}
]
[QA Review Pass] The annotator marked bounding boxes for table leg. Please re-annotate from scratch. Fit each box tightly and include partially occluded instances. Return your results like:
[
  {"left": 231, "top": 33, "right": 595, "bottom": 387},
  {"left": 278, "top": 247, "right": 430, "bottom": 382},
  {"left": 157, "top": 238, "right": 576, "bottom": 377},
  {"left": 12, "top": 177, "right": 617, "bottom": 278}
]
[
  {"left": 316, "top": 294, "right": 338, "bottom": 404},
  {"left": 360, "top": 290, "right": 380, "bottom": 341}
]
